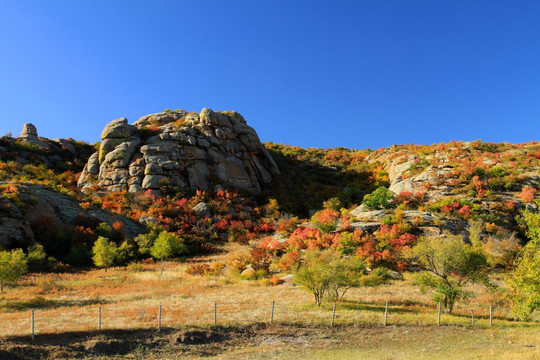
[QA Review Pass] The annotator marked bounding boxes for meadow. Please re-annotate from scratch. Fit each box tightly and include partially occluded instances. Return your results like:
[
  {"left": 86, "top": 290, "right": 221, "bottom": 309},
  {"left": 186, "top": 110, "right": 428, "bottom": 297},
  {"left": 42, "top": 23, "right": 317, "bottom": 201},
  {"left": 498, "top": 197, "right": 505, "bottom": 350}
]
[{"left": 0, "top": 243, "right": 538, "bottom": 359}]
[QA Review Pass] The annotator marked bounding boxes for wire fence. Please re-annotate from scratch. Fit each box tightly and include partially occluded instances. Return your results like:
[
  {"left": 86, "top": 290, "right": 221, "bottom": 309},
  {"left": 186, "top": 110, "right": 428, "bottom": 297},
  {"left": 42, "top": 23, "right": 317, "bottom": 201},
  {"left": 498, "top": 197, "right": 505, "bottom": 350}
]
[{"left": 1, "top": 299, "right": 507, "bottom": 341}]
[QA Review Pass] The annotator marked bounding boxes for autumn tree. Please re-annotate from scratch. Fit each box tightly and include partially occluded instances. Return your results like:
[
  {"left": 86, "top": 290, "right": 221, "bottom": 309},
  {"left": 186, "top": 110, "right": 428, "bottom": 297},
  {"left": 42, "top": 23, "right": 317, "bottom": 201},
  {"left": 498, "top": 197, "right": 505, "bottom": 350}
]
[
  {"left": 406, "top": 234, "right": 489, "bottom": 313},
  {"left": 92, "top": 237, "right": 118, "bottom": 270},
  {"left": 150, "top": 231, "right": 188, "bottom": 276},
  {"left": 0, "top": 249, "right": 28, "bottom": 293},
  {"left": 294, "top": 250, "right": 385, "bottom": 306},
  {"left": 294, "top": 250, "right": 336, "bottom": 306}
]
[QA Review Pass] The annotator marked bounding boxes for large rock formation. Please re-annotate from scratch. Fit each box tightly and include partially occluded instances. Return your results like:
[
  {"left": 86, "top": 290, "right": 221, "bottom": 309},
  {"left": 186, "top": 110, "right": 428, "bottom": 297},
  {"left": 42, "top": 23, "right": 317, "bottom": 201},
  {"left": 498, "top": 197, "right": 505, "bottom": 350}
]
[
  {"left": 0, "top": 182, "right": 144, "bottom": 249},
  {"left": 78, "top": 109, "right": 280, "bottom": 195}
]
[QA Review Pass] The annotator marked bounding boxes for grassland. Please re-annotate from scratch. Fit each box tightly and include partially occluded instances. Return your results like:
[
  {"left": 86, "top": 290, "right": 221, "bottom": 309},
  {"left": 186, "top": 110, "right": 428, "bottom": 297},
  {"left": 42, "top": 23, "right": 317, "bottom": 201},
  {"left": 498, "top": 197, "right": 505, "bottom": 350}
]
[{"left": 0, "top": 243, "right": 538, "bottom": 359}]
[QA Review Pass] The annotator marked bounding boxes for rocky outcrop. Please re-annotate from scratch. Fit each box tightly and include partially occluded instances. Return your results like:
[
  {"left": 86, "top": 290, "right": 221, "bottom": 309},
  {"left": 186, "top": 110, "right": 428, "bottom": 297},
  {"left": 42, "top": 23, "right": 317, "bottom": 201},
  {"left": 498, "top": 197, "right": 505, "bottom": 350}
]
[
  {"left": 78, "top": 109, "right": 280, "bottom": 195},
  {"left": 349, "top": 205, "right": 470, "bottom": 237},
  {"left": 18, "top": 123, "right": 51, "bottom": 149},
  {"left": 0, "top": 182, "right": 144, "bottom": 249}
]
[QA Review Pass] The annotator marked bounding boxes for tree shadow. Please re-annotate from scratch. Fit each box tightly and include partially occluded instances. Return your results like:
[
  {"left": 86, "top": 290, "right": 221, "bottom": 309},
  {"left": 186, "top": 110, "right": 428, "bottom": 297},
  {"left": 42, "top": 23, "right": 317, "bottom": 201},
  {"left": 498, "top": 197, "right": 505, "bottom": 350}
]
[
  {"left": 1, "top": 297, "right": 110, "bottom": 311},
  {"left": 338, "top": 299, "right": 419, "bottom": 314}
]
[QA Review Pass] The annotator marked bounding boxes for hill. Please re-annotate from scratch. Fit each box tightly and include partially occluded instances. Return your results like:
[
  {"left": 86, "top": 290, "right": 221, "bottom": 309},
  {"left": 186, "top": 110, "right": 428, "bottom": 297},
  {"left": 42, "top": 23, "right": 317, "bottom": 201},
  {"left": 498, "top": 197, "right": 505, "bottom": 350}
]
[{"left": 0, "top": 112, "right": 538, "bottom": 267}]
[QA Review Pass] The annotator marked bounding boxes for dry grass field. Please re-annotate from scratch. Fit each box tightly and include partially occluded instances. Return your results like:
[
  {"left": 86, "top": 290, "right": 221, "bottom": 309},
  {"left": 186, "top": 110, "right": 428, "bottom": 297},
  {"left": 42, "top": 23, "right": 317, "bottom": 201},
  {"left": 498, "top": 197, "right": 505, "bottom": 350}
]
[{"left": 0, "top": 243, "right": 538, "bottom": 359}]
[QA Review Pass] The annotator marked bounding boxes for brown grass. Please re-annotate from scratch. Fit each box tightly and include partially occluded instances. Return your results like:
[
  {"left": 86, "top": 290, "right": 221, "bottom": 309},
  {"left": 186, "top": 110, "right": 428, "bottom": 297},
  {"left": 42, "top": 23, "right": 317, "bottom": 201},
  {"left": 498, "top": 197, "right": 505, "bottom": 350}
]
[{"left": 0, "top": 242, "right": 538, "bottom": 359}]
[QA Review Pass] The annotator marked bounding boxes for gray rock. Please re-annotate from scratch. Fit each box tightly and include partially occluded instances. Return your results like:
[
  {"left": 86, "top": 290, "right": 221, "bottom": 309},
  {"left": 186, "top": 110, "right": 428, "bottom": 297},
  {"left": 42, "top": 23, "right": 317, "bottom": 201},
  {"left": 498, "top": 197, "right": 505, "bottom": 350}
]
[
  {"left": 145, "top": 163, "right": 163, "bottom": 175},
  {"left": 197, "top": 138, "right": 210, "bottom": 148},
  {"left": 87, "top": 152, "right": 100, "bottom": 174},
  {"left": 192, "top": 202, "right": 211, "bottom": 217},
  {"left": 53, "top": 139, "right": 77, "bottom": 155},
  {"left": 351, "top": 208, "right": 386, "bottom": 221},
  {"left": 200, "top": 108, "right": 232, "bottom": 128},
  {"left": 101, "top": 118, "right": 138, "bottom": 140},
  {"left": 20, "top": 123, "right": 38, "bottom": 138},
  {"left": 142, "top": 175, "right": 165, "bottom": 189},
  {"left": 187, "top": 162, "right": 210, "bottom": 190},
  {"left": 134, "top": 111, "right": 186, "bottom": 128},
  {"left": 78, "top": 109, "right": 280, "bottom": 195},
  {"left": 348, "top": 222, "right": 382, "bottom": 233},
  {"left": 388, "top": 271, "right": 404, "bottom": 281}
]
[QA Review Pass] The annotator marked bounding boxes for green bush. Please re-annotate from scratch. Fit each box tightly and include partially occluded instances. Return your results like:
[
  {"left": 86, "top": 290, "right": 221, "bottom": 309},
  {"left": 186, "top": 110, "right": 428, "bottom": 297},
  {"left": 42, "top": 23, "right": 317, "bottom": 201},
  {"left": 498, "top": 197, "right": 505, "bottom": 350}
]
[{"left": 362, "top": 187, "right": 395, "bottom": 210}]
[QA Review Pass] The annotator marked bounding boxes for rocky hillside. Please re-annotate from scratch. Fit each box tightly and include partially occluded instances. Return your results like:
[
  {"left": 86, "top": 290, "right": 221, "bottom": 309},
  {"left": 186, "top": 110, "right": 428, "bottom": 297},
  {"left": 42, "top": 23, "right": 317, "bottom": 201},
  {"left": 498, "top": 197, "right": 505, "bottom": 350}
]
[
  {"left": 0, "top": 126, "right": 144, "bottom": 252},
  {"left": 0, "top": 111, "right": 538, "bottom": 269},
  {"left": 78, "top": 109, "right": 280, "bottom": 195},
  {"left": 266, "top": 141, "right": 539, "bottom": 236}
]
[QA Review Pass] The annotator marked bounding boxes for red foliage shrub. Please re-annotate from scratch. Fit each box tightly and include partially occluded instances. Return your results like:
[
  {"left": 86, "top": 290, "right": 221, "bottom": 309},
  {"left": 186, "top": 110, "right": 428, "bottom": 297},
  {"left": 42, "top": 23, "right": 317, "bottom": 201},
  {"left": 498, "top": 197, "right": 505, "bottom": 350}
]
[
  {"left": 250, "top": 247, "right": 272, "bottom": 271},
  {"left": 270, "top": 276, "right": 284, "bottom": 286},
  {"left": 277, "top": 250, "right": 301, "bottom": 271},
  {"left": 519, "top": 186, "right": 537, "bottom": 203},
  {"left": 395, "top": 191, "right": 425, "bottom": 209}
]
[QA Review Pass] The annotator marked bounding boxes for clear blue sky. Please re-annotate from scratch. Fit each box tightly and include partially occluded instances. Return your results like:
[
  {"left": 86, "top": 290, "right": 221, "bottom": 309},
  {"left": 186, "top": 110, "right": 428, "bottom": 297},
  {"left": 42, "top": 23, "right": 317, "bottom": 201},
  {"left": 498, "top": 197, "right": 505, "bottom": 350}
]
[{"left": 1, "top": 1, "right": 539, "bottom": 149}]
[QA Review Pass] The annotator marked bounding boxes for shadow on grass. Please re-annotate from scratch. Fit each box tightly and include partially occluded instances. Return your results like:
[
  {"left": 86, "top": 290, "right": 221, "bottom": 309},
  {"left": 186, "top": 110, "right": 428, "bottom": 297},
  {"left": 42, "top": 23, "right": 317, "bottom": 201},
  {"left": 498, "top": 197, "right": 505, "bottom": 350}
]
[
  {"left": 0, "top": 297, "right": 109, "bottom": 311},
  {"left": 338, "top": 299, "right": 418, "bottom": 314}
]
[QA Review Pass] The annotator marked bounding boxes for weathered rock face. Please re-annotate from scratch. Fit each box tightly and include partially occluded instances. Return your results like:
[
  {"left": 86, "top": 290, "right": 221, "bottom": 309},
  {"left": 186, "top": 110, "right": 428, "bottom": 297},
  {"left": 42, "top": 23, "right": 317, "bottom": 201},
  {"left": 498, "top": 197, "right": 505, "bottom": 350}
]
[
  {"left": 78, "top": 109, "right": 280, "bottom": 195},
  {"left": 20, "top": 123, "right": 38, "bottom": 138},
  {"left": 18, "top": 123, "right": 51, "bottom": 149},
  {"left": 0, "top": 183, "right": 144, "bottom": 249}
]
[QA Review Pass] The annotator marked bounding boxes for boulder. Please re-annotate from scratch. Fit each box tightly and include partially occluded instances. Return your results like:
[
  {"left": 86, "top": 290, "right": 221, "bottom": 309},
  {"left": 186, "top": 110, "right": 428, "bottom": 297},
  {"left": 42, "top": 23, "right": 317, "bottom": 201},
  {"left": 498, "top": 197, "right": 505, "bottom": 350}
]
[
  {"left": 78, "top": 108, "right": 280, "bottom": 195},
  {"left": 192, "top": 202, "right": 211, "bottom": 217},
  {"left": 101, "top": 118, "right": 138, "bottom": 140},
  {"left": 20, "top": 123, "right": 38, "bottom": 138},
  {"left": 0, "top": 182, "right": 144, "bottom": 248},
  {"left": 18, "top": 123, "right": 50, "bottom": 149}
]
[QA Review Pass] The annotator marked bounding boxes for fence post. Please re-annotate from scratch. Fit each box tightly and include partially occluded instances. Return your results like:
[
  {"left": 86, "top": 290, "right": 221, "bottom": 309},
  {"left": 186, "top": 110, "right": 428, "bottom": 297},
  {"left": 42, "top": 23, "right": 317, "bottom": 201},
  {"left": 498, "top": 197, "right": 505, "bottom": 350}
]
[
  {"left": 489, "top": 305, "right": 493, "bottom": 326},
  {"left": 437, "top": 302, "right": 441, "bottom": 326},
  {"left": 98, "top": 306, "right": 102, "bottom": 331},
  {"left": 214, "top": 302, "right": 217, "bottom": 328},
  {"left": 270, "top": 300, "right": 275, "bottom": 325},
  {"left": 331, "top": 302, "right": 336, "bottom": 327},
  {"left": 158, "top": 304, "right": 162, "bottom": 331},
  {"left": 384, "top": 301, "right": 389, "bottom": 326},
  {"left": 471, "top": 310, "right": 474, "bottom": 327},
  {"left": 31, "top": 310, "right": 35, "bottom": 342}
]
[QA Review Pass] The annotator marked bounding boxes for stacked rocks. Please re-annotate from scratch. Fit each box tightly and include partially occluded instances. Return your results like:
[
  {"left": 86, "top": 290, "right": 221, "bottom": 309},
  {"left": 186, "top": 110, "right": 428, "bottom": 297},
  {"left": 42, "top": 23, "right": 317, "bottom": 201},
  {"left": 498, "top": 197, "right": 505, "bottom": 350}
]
[
  {"left": 78, "top": 109, "right": 280, "bottom": 195},
  {"left": 19, "top": 123, "right": 50, "bottom": 148}
]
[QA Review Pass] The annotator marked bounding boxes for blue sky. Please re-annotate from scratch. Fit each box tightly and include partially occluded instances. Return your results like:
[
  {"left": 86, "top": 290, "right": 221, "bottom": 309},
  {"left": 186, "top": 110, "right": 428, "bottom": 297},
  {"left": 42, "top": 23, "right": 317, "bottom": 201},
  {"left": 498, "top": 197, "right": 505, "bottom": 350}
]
[{"left": 0, "top": 1, "right": 539, "bottom": 149}]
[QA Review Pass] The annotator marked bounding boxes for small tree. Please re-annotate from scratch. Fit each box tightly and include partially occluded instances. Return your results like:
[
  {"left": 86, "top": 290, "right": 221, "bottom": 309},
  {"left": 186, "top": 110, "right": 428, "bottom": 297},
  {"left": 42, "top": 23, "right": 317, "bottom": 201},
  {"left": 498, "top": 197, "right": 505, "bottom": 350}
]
[
  {"left": 327, "top": 255, "right": 367, "bottom": 302},
  {"left": 150, "top": 231, "right": 187, "bottom": 276},
  {"left": 294, "top": 250, "right": 336, "bottom": 306},
  {"left": 294, "top": 250, "right": 381, "bottom": 306},
  {"left": 0, "top": 249, "right": 28, "bottom": 293},
  {"left": 506, "top": 209, "right": 540, "bottom": 320},
  {"left": 134, "top": 224, "right": 162, "bottom": 256},
  {"left": 27, "top": 243, "right": 57, "bottom": 272},
  {"left": 362, "top": 187, "right": 395, "bottom": 210},
  {"left": 92, "top": 237, "right": 118, "bottom": 270},
  {"left": 406, "top": 234, "right": 489, "bottom": 313}
]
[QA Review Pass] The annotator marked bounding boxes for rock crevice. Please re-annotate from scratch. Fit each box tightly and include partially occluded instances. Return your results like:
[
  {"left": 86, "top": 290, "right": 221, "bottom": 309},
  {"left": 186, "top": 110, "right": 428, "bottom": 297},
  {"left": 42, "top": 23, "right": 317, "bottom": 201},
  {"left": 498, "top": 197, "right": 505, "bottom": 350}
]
[{"left": 78, "top": 109, "right": 280, "bottom": 194}]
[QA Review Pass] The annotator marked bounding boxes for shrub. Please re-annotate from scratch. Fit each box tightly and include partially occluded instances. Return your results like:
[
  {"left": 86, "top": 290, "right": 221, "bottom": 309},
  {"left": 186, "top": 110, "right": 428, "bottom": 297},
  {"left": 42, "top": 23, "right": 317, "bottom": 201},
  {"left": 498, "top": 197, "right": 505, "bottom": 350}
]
[
  {"left": 269, "top": 275, "right": 284, "bottom": 286},
  {"left": 406, "top": 234, "right": 489, "bottom": 313},
  {"left": 92, "top": 237, "right": 118, "bottom": 269},
  {"left": 519, "top": 186, "right": 537, "bottom": 203},
  {"left": 506, "top": 208, "right": 540, "bottom": 320},
  {"left": 310, "top": 209, "right": 341, "bottom": 233},
  {"left": 186, "top": 263, "right": 211, "bottom": 276},
  {"left": 0, "top": 249, "right": 28, "bottom": 292},
  {"left": 27, "top": 243, "right": 57, "bottom": 272},
  {"left": 295, "top": 250, "right": 369, "bottom": 306},
  {"left": 362, "top": 187, "right": 395, "bottom": 210}
]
